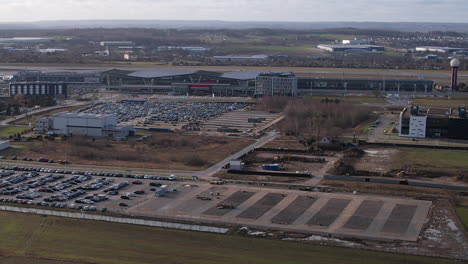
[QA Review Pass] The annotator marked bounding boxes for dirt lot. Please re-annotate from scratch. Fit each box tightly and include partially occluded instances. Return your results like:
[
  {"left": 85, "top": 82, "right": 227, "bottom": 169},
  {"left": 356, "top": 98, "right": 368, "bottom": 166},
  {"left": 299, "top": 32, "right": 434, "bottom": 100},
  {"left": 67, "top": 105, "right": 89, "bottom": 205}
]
[
  {"left": 354, "top": 148, "right": 400, "bottom": 174},
  {"left": 263, "top": 136, "right": 308, "bottom": 150},
  {"left": 243, "top": 152, "right": 328, "bottom": 173},
  {"left": 9, "top": 134, "right": 254, "bottom": 170},
  {"left": 216, "top": 172, "right": 308, "bottom": 183}
]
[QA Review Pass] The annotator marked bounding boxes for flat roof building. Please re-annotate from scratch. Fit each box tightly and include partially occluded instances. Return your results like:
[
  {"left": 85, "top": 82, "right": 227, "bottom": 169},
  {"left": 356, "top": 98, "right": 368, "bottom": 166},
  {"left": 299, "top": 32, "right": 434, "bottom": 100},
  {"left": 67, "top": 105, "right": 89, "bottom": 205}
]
[
  {"left": 9, "top": 82, "right": 67, "bottom": 98},
  {"left": 36, "top": 112, "right": 135, "bottom": 139},
  {"left": 415, "top": 46, "right": 468, "bottom": 53},
  {"left": 100, "top": 41, "right": 134, "bottom": 47},
  {"left": 255, "top": 72, "right": 297, "bottom": 97},
  {"left": 212, "top": 55, "right": 269, "bottom": 62},
  {"left": 317, "top": 44, "right": 385, "bottom": 52},
  {"left": 399, "top": 105, "right": 468, "bottom": 139}
]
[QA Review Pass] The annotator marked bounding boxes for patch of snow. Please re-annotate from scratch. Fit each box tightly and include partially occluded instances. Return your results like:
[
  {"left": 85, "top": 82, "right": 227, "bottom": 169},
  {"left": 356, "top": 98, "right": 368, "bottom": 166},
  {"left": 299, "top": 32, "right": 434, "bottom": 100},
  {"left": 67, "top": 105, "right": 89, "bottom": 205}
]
[
  {"left": 423, "top": 228, "right": 442, "bottom": 242},
  {"left": 447, "top": 219, "right": 459, "bottom": 232},
  {"left": 284, "top": 235, "right": 359, "bottom": 247}
]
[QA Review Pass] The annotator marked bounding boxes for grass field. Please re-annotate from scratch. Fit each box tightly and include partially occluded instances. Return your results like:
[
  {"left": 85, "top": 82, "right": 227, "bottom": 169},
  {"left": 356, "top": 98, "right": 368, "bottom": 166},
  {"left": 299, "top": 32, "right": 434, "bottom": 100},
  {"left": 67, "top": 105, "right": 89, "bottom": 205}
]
[
  {"left": 412, "top": 98, "right": 468, "bottom": 108},
  {"left": 396, "top": 148, "right": 468, "bottom": 174},
  {"left": 0, "top": 126, "right": 29, "bottom": 138},
  {"left": 0, "top": 211, "right": 458, "bottom": 264},
  {"left": 308, "top": 95, "right": 386, "bottom": 104},
  {"left": 456, "top": 207, "right": 468, "bottom": 230}
]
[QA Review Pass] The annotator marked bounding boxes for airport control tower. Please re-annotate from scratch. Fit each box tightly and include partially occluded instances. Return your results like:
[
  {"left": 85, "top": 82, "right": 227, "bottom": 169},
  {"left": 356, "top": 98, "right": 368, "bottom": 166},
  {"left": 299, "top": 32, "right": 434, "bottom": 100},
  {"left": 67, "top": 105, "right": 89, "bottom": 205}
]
[{"left": 451, "top": 58, "right": 460, "bottom": 90}]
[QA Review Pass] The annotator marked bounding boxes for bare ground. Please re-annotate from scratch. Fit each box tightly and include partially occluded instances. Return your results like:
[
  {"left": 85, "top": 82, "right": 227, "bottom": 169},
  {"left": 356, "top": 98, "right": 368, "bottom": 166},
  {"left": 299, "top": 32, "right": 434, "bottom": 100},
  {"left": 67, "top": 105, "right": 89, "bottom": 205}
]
[{"left": 15, "top": 134, "right": 254, "bottom": 170}]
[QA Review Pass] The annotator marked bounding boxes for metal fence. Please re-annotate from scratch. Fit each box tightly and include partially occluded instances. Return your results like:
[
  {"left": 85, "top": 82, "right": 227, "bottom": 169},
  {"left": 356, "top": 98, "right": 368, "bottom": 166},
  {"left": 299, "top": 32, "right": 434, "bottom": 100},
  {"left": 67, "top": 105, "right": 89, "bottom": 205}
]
[{"left": 0, "top": 205, "right": 229, "bottom": 234}]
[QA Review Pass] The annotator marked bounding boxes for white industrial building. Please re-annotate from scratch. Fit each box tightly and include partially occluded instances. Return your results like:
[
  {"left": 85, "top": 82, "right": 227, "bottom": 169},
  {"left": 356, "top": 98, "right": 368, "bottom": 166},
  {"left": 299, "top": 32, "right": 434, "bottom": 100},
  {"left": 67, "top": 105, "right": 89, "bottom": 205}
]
[
  {"left": 415, "top": 46, "right": 468, "bottom": 53},
  {"left": 0, "top": 141, "right": 10, "bottom": 151},
  {"left": 35, "top": 112, "right": 135, "bottom": 138},
  {"left": 342, "top": 39, "right": 370, "bottom": 45},
  {"left": 317, "top": 44, "right": 385, "bottom": 52},
  {"left": 212, "top": 55, "right": 269, "bottom": 62}
]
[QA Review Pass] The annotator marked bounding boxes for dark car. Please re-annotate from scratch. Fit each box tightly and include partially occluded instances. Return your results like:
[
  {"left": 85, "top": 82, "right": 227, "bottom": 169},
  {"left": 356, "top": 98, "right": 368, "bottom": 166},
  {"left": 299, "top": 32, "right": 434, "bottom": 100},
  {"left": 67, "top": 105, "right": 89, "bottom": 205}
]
[
  {"left": 132, "top": 180, "right": 143, "bottom": 185},
  {"left": 119, "top": 203, "right": 128, "bottom": 207},
  {"left": 121, "top": 195, "right": 130, "bottom": 200},
  {"left": 134, "top": 190, "right": 145, "bottom": 195},
  {"left": 149, "top": 182, "right": 162, "bottom": 187}
]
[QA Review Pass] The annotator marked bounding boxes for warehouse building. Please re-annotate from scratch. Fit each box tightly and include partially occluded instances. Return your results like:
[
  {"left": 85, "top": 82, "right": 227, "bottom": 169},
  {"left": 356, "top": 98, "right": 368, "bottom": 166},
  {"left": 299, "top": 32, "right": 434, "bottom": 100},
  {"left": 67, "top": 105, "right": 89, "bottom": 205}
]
[
  {"left": 9, "top": 82, "right": 67, "bottom": 98},
  {"left": 212, "top": 55, "right": 269, "bottom": 62},
  {"left": 317, "top": 44, "right": 385, "bottom": 52},
  {"left": 415, "top": 46, "right": 468, "bottom": 54},
  {"left": 399, "top": 106, "right": 468, "bottom": 139},
  {"left": 35, "top": 112, "right": 135, "bottom": 138},
  {"left": 100, "top": 41, "right": 134, "bottom": 47},
  {"left": 255, "top": 72, "right": 298, "bottom": 97}
]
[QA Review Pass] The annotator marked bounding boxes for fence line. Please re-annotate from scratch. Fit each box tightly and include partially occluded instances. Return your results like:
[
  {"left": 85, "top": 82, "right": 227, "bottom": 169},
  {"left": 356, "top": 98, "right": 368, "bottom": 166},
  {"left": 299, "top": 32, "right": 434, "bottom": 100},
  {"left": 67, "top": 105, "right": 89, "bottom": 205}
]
[{"left": 0, "top": 206, "right": 229, "bottom": 234}]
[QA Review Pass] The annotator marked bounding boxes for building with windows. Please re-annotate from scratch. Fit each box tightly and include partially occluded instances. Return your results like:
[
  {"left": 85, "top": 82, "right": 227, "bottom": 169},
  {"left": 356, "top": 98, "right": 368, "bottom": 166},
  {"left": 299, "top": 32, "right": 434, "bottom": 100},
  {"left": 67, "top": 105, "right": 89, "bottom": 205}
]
[
  {"left": 35, "top": 112, "right": 135, "bottom": 138},
  {"left": 254, "top": 72, "right": 298, "bottom": 97},
  {"left": 399, "top": 106, "right": 468, "bottom": 139},
  {"left": 9, "top": 82, "right": 67, "bottom": 98},
  {"left": 11, "top": 71, "right": 101, "bottom": 84}
]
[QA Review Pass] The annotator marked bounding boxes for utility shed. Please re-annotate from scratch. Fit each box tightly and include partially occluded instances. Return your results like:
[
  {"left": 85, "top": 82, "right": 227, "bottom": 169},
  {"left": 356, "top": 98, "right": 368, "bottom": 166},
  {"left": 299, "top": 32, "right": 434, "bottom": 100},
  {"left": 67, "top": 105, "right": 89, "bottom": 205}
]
[{"left": 229, "top": 160, "right": 244, "bottom": 171}]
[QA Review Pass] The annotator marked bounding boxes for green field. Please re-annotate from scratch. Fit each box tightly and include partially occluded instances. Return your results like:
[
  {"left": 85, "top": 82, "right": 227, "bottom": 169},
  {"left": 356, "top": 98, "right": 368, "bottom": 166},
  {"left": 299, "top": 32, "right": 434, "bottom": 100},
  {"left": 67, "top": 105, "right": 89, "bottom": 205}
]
[
  {"left": 0, "top": 126, "right": 29, "bottom": 138},
  {"left": 456, "top": 207, "right": 468, "bottom": 230},
  {"left": 412, "top": 98, "right": 468, "bottom": 108},
  {"left": 397, "top": 148, "right": 468, "bottom": 174},
  {"left": 308, "top": 95, "right": 386, "bottom": 104},
  {"left": 0, "top": 211, "right": 458, "bottom": 264}
]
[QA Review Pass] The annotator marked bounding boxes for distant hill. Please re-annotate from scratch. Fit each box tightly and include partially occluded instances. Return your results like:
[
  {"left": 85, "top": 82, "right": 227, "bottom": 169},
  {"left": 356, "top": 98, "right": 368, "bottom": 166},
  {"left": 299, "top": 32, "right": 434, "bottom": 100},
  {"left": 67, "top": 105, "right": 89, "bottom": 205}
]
[{"left": 0, "top": 20, "right": 467, "bottom": 33}]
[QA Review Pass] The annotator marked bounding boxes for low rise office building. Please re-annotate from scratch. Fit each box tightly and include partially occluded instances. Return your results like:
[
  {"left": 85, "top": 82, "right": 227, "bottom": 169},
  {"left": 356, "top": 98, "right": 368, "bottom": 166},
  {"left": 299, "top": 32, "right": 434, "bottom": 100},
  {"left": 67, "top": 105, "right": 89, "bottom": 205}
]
[
  {"left": 399, "top": 105, "right": 468, "bottom": 139},
  {"left": 36, "top": 112, "right": 135, "bottom": 138}
]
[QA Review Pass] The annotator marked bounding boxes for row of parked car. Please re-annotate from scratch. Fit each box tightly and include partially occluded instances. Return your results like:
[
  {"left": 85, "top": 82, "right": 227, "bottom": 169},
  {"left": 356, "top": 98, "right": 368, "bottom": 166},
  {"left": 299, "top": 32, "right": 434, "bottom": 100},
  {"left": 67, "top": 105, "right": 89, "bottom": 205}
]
[
  {"left": 0, "top": 167, "right": 177, "bottom": 182},
  {"left": 44, "top": 189, "right": 87, "bottom": 202}
]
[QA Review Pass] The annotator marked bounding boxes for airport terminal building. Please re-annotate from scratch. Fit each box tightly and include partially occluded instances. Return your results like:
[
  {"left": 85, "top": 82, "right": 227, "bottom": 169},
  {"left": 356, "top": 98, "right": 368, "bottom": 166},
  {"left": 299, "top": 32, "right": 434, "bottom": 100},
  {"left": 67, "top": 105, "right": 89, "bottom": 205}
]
[{"left": 101, "top": 68, "right": 435, "bottom": 97}]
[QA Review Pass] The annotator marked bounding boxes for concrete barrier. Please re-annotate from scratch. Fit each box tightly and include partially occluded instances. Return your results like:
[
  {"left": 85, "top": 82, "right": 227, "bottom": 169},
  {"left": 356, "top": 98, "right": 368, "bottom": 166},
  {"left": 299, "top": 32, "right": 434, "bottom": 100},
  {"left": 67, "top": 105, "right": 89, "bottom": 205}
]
[{"left": 0, "top": 205, "right": 229, "bottom": 234}]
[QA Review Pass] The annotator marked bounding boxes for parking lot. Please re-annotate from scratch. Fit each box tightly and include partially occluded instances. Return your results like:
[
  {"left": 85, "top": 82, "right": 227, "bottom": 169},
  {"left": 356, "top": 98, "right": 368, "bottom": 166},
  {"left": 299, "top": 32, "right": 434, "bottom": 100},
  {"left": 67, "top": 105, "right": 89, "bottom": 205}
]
[
  {"left": 0, "top": 166, "right": 176, "bottom": 212},
  {"left": 0, "top": 166, "right": 431, "bottom": 242},
  {"left": 203, "top": 110, "right": 279, "bottom": 134},
  {"left": 125, "top": 183, "right": 431, "bottom": 242},
  {"left": 81, "top": 101, "right": 247, "bottom": 126}
]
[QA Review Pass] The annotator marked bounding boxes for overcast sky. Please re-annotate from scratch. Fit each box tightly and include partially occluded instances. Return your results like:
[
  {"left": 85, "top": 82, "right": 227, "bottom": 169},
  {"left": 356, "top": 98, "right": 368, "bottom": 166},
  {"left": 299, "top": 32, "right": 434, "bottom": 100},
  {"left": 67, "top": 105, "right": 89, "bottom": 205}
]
[{"left": 0, "top": 0, "right": 466, "bottom": 23}]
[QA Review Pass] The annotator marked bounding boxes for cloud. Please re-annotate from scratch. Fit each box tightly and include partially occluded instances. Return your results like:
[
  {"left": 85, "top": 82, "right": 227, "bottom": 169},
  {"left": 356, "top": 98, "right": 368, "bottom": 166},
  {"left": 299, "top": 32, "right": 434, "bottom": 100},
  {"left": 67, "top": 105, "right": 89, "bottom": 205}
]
[{"left": 0, "top": 0, "right": 465, "bottom": 22}]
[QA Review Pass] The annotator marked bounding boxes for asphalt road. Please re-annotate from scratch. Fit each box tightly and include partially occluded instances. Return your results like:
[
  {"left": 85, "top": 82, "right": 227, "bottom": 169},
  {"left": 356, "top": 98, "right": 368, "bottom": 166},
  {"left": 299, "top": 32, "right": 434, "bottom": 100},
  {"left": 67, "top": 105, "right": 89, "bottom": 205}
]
[{"left": 196, "top": 130, "right": 279, "bottom": 177}]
